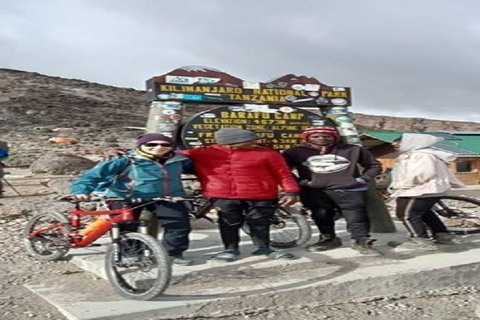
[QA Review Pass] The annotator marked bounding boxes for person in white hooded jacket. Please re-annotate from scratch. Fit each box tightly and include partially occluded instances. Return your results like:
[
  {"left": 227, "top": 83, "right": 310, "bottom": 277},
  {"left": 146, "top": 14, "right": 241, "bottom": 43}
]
[{"left": 389, "top": 133, "right": 465, "bottom": 250}]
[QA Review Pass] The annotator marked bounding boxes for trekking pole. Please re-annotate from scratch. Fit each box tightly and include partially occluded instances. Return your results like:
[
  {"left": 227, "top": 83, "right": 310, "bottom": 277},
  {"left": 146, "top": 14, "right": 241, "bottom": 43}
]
[{"left": 1, "top": 178, "right": 22, "bottom": 196}]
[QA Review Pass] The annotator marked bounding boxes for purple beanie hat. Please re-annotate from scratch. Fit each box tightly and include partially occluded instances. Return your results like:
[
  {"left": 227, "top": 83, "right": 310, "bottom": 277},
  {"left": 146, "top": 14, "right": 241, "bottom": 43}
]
[{"left": 136, "top": 133, "right": 174, "bottom": 147}]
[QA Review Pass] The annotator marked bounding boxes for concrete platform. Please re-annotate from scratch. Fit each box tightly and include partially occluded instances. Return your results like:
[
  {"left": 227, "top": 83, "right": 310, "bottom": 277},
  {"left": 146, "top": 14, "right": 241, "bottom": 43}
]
[{"left": 25, "top": 220, "right": 480, "bottom": 320}]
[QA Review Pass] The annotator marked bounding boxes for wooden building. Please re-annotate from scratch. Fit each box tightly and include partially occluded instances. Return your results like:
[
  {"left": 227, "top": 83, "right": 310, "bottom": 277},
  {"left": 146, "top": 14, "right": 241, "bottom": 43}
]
[{"left": 360, "top": 131, "right": 480, "bottom": 185}]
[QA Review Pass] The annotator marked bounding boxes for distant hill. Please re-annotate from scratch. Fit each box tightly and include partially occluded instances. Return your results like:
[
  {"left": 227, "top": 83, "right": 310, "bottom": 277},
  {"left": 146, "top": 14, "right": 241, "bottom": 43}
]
[
  {"left": 1, "top": 68, "right": 480, "bottom": 165},
  {"left": 2, "top": 68, "right": 479, "bottom": 134},
  {"left": 353, "top": 113, "right": 480, "bottom": 132}
]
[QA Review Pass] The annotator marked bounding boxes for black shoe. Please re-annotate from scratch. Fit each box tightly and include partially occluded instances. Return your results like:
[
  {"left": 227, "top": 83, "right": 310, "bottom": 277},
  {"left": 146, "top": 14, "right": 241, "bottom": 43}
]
[
  {"left": 210, "top": 249, "right": 241, "bottom": 262},
  {"left": 433, "top": 232, "right": 460, "bottom": 245},
  {"left": 306, "top": 236, "right": 342, "bottom": 252},
  {"left": 171, "top": 254, "right": 193, "bottom": 266},
  {"left": 351, "top": 237, "right": 380, "bottom": 255}
]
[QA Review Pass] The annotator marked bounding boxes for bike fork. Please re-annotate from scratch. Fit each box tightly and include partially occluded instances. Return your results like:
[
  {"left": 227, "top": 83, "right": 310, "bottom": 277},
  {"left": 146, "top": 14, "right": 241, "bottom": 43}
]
[
  {"left": 111, "top": 223, "right": 121, "bottom": 263},
  {"left": 138, "top": 221, "right": 152, "bottom": 257}
]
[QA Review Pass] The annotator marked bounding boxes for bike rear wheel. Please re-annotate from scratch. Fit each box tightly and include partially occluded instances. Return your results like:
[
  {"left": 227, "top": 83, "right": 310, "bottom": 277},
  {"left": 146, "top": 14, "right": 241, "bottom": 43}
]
[
  {"left": 242, "top": 207, "right": 312, "bottom": 248},
  {"left": 433, "top": 195, "right": 480, "bottom": 234},
  {"left": 105, "top": 232, "right": 172, "bottom": 300},
  {"left": 23, "top": 212, "right": 70, "bottom": 261}
]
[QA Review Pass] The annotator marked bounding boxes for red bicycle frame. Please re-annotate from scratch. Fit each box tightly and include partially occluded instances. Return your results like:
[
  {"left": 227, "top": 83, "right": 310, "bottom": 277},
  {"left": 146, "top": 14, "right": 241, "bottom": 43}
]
[{"left": 28, "top": 203, "right": 138, "bottom": 248}]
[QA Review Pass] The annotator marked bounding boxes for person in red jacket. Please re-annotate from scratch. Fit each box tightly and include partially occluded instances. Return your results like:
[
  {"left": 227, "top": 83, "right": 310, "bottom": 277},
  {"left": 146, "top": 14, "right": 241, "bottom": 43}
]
[{"left": 178, "top": 128, "right": 300, "bottom": 262}]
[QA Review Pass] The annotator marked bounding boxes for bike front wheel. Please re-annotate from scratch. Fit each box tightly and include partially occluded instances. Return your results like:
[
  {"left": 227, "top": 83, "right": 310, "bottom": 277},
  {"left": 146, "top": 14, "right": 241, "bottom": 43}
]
[
  {"left": 23, "top": 212, "right": 70, "bottom": 261},
  {"left": 105, "top": 232, "right": 172, "bottom": 300},
  {"left": 242, "top": 207, "right": 312, "bottom": 248},
  {"left": 433, "top": 195, "right": 480, "bottom": 234}
]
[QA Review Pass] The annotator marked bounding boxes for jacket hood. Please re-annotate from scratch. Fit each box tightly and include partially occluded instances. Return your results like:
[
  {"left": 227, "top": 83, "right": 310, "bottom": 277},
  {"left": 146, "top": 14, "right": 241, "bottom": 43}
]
[
  {"left": 399, "top": 133, "right": 444, "bottom": 153},
  {"left": 415, "top": 149, "right": 458, "bottom": 163}
]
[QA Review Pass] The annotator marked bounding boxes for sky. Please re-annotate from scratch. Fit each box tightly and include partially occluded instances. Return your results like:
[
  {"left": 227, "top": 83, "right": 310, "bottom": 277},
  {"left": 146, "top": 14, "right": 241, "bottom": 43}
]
[{"left": 2, "top": 0, "right": 480, "bottom": 122}]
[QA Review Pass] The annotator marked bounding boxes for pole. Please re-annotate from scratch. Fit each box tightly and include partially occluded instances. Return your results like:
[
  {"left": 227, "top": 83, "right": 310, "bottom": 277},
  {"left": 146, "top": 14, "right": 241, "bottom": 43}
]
[{"left": 1, "top": 178, "right": 22, "bottom": 196}]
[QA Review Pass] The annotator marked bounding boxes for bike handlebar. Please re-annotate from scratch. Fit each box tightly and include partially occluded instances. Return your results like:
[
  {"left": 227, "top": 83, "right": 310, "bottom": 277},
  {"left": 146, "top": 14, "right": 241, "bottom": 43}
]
[{"left": 55, "top": 195, "right": 201, "bottom": 203}]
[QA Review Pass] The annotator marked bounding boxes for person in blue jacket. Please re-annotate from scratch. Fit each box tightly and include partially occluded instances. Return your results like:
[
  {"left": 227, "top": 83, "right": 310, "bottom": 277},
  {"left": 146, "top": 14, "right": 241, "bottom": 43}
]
[{"left": 70, "top": 133, "right": 193, "bottom": 266}]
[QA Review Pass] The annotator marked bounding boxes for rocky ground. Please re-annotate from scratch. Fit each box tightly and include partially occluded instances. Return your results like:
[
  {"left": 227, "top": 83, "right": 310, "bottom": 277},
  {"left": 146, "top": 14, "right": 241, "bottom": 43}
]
[
  {"left": 1, "top": 170, "right": 480, "bottom": 320},
  {"left": 3, "top": 69, "right": 480, "bottom": 319},
  {"left": 1, "top": 185, "right": 84, "bottom": 320}
]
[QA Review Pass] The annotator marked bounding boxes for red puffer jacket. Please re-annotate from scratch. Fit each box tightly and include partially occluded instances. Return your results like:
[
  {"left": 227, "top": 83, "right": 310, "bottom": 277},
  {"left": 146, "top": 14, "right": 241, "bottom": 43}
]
[{"left": 178, "top": 145, "right": 299, "bottom": 199}]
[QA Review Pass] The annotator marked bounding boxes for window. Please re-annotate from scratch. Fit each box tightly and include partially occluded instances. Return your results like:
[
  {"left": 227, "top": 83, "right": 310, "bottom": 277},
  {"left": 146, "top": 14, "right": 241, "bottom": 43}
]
[{"left": 456, "top": 161, "right": 472, "bottom": 173}]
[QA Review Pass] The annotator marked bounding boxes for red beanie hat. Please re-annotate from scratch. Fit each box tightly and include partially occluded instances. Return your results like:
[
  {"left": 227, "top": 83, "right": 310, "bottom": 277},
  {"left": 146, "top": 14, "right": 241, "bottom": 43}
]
[{"left": 301, "top": 127, "right": 341, "bottom": 143}]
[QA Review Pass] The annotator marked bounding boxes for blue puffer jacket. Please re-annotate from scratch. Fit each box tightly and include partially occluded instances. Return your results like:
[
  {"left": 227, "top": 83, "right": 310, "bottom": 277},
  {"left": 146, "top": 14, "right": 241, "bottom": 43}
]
[{"left": 70, "top": 151, "right": 192, "bottom": 199}]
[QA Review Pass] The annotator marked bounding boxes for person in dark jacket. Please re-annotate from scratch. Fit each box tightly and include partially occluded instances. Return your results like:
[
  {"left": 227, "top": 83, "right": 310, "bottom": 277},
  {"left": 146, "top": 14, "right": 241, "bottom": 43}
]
[
  {"left": 71, "top": 133, "right": 194, "bottom": 266},
  {"left": 282, "top": 127, "right": 382, "bottom": 254},
  {"left": 178, "top": 128, "right": 300, "bottom": 262}
]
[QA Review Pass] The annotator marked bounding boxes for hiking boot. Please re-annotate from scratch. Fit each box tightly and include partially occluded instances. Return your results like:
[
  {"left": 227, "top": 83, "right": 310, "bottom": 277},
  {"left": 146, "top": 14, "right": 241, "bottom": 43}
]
[
  {"left": 210, "top": 249, "right": 241, "bottom": 262},
  {"left": 390, "top": 238, "right": 437, "bottom": 252},
  {"left": 171, "top": 254, "right": 193, "bottom": 266},
  {"left": 306, "top": 236, "right": 342, "bottom": 252},
  {"left": 251, "top": 247, "right": 275, "bottom": 255},
  {"left": 251, "top": 248, "right": 296, "bottom": 260},
  {"left": 351, "top": 237, "right": 380, "bottom": 255},
  {"left": 433, "top": 232, "right": 460, "bottom": 245}
]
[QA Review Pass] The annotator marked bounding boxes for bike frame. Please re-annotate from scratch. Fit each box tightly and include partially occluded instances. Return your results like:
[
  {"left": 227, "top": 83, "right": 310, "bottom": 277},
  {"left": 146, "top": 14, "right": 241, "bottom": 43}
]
[{"left": 28, "top": 202, "right": 137, "bottom": 248}]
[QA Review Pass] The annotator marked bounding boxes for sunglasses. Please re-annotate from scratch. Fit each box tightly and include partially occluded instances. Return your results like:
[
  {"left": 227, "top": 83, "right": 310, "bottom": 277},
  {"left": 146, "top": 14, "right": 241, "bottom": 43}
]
[{"left": 143, "top": 142, "right": 172, "bottom": 148}]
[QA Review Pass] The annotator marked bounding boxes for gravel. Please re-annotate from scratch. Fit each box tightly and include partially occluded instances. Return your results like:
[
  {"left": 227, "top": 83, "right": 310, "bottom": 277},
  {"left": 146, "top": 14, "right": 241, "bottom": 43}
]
[
  {"left": 2, "top": 193, "right": 480, "bottom": 320},
  {"left": 0, "top": 197, "right": 79, "bottom": 320}
]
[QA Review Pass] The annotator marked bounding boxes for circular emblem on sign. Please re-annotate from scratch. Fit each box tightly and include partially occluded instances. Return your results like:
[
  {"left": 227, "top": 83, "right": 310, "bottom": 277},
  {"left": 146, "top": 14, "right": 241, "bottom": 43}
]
[
  {"left": 162, "top": 109, "right": 176, "bottom": 115},
  {"left": 279, "top": 107, "right": 294, "bottom": 113},
  {"left": 291, "top": 84, "right": 305, "bottom": 90},
  {"left": 303, "top": 155, "right": 351, "bottom": 174},
  {"left": 331, "top": 98, "right": 347, "bottom": 106}
]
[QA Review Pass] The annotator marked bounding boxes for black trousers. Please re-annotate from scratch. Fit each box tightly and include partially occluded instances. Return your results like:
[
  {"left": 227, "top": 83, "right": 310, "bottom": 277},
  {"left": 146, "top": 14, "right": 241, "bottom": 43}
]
[
  {"left": 396, "top": 197, "right": 448, "bottom": 238},
  {"left": 213, "top": 199, "right": 277, "bottom": 250},
  {"left": 109, "top": 201, "right": 191, "bottom": 256},
  {"left": 302, "top": 188, "right": 370, "bottom": 240}
]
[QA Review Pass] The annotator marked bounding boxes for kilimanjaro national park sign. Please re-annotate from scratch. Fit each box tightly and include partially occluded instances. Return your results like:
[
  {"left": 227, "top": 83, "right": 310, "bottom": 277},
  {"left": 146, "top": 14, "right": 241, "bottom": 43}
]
[
  {"left": 146, "top": 66, "right": 351, "bottom": 107},
  {"left": 181, "top": 104, "right": 331, "bottom": 150}
]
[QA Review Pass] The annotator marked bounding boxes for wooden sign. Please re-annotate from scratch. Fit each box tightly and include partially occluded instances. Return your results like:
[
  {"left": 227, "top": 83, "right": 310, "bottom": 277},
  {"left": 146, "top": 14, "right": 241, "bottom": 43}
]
[
  {"left": 146, "top": 66, "right": 351, "bottom": 107},
  {"left": 180, "top": 104, "right": 333, "bottom": 150}
]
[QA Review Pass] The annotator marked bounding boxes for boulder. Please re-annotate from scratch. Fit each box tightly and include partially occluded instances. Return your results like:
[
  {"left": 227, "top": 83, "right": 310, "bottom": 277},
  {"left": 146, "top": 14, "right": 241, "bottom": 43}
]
[
  {"left": 30, "top": 151, "right": 96, "bottom": 175},
  {"left": 44, "top": 178, "right": 75, "bottom": 195}
]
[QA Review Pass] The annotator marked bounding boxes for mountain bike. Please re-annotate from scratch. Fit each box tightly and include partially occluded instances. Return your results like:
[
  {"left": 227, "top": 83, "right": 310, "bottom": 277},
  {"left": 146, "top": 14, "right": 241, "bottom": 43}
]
[
  {"left": 432, "top": 195, "right": 480, "bottom": 234},
  {"left": 23, "top": 196, "right": 182, "bottom": 301},
  {"left": 184, "top": 190, "right": 312, "bottom": 248}
]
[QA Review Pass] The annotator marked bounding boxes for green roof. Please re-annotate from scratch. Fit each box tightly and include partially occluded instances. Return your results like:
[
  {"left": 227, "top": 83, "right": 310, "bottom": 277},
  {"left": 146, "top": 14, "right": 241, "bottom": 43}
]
[{"left": 361, "top": 131, "right": 480, "bottom": 156}]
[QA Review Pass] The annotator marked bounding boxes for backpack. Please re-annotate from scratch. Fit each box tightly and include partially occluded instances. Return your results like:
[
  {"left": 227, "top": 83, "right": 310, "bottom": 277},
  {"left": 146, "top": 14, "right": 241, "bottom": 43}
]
[{"left": 0, "top": 140, "right": 9, "bottom": 161}]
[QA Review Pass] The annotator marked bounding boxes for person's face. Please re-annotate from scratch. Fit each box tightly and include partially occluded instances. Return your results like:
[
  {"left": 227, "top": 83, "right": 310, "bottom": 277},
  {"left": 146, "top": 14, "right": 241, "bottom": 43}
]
[
  {"left": 307, "top": 133, "right": 336, "bottom": 147},
  {"left": 140, "top": 140, "right": 173, "bottom": 156},
  {"left": 224, "top": 140, "right": 258, "bottom": 149}
]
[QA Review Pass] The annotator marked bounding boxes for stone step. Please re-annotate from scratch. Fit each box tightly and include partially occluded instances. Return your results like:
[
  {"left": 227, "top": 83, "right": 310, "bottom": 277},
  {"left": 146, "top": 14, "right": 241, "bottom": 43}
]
[{"left": 25, "top": 221, "right": 480, "bottom": 320}]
